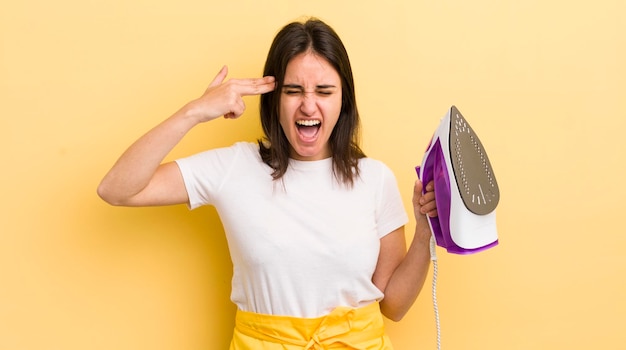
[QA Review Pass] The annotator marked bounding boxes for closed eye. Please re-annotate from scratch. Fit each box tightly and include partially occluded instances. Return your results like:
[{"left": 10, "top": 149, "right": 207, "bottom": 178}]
[
  {"left": 316, "top": 90, "right": 333, "bottom": 96},
  {"left": 282, "top": 84, "right": 303, "bottom": 94},
  {"left": 282, "top": 84, "right": 337, "bottom": 97},
  {"left": 283, "top": 89, "right": 303, "bottom": 95}
]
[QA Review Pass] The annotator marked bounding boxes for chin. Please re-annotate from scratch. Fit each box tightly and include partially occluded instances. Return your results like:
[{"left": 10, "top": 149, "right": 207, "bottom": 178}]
[{"left": 291, "top": 145, "right": 327, "bottom": 161}]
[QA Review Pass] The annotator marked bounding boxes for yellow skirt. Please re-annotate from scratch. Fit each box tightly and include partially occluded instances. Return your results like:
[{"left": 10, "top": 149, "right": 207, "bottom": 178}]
[{"left": 229, "top": 302, "right": 394, "bottom": 350}]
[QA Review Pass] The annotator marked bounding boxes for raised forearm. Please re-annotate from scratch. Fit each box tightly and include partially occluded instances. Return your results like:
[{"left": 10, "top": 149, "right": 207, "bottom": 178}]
[
  {"left": 97, "top": 67, "right": 276, "bottom": 206},
  {"left": 97, "top": 107, "right": 198, "bottom": 205}
]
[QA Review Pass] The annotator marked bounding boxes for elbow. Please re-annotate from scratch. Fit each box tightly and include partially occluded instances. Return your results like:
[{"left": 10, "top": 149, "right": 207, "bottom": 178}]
[
  {"left": 97, "top": 182, "right": 125, "bottom": 206},
  {"left": 380, "top": 301, "right": 409, "bottom": 322},
  {"left": 383, "top": 310, "right": 407, "bottom": 323},
  {"left": 97, "top": 185, "right": 116, "bottom": 205}
]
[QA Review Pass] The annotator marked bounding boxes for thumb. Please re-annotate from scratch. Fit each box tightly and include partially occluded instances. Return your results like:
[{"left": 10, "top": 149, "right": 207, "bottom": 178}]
[
  {"left": 412, "top": 179, "right": 424, "bottom": 203},
  {"left": 207, "top": 65, "right": 228, "bottom": 89}
]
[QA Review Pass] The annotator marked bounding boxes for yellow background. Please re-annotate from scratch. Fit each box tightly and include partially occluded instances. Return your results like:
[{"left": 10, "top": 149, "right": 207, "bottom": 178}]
[{"left": 1, "top": 0, "right": 624, "bottom": 349}]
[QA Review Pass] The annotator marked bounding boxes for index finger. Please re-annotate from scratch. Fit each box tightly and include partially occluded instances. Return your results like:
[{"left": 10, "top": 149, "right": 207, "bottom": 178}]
[{"left": 234, "top": 76, "right": 276, "bottom": 96}]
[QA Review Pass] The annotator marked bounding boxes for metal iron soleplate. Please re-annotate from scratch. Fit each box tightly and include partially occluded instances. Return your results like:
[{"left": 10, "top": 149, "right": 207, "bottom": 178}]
[{"left": 449, "top": 106, "right": 499, "bottom": 215}]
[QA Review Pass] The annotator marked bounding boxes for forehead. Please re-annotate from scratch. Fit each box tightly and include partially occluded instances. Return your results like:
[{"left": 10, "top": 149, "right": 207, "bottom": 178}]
[{"left": 283, "top": 52, "right": 341, "bottom": 85}]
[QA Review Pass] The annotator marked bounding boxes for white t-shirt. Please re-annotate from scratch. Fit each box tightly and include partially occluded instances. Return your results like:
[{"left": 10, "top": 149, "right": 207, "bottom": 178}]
[{"left": 176, "top": 142, "right": 408, "bottom": 318}]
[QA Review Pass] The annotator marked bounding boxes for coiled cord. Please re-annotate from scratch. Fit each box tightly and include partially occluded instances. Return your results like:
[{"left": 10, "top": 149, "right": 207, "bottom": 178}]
[{"left": 430, "top": 237, "right": 441, "bottom": 350}]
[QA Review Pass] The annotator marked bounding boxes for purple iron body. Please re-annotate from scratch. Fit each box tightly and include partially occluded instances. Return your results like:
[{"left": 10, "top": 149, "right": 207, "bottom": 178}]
[{"left": 417, "top": 106, "right": 499, "bottom": 254}]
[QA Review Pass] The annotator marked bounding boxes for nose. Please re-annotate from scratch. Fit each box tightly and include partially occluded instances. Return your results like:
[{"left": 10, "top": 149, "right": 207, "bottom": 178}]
[{"left": 299, "top": 93, "right": 317, "bottom": 116}]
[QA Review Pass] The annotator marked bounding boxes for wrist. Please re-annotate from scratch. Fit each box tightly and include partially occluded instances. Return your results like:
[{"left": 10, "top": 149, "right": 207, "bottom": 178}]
[
  {"left": 173, "top": 102, "right": 207, "bottom": 128},
  {"left": 414, "top": 218, "right": 432, "bottom": 245}
]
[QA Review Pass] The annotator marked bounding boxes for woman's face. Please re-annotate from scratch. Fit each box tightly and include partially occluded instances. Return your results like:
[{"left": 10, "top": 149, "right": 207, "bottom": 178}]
[{"left": 279, "top": 51, "right": 342, "bottom": 161}]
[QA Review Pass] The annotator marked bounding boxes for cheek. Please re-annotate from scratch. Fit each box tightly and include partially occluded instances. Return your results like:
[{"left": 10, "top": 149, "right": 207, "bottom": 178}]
[
  {"left": 278, "top": 103, "right": 293, "bottom": 130},
  {"left": 322, "top": 98, "right": 343, "bottom": 125},
  {"left": 279, "top": 98, "right": 299, "bottom": 116}
]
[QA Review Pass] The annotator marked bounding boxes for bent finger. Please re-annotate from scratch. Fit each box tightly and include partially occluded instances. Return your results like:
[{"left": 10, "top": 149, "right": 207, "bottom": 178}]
[
  {"left": 425, "top": 180, "right": 435, "bottom": 192},
  {"left": 419, "top": 190, "right": 436, "bottom": 205},
  {"left": 427, "top": 208, "right": 439, "bottom": 218},
  {"left": 223, "top": 99, "right": 246, "bottom": 119},
  {"left": 420, "top": 200, "right": 437, "bottom": 215}
]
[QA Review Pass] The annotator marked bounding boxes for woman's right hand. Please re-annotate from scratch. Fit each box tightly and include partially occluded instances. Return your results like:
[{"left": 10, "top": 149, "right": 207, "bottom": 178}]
[{"left": 183, "top": 65, "right": 276, "bottom": 123}]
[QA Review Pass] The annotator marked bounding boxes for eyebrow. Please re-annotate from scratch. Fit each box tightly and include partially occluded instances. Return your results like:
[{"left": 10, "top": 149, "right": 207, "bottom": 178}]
[{"left": 282, "top": 84, "right": 338, "bottom": 89}]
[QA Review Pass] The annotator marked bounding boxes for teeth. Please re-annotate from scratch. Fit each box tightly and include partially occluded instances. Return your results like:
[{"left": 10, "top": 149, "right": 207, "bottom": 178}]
[{"left": 296, "top": 120, "right": 321, "bottom": 127}]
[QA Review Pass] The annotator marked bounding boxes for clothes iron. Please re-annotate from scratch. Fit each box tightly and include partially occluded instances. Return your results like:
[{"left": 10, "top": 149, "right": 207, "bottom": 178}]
[{"left": 416, "top": 106, "right": 499, "bottom": 254}]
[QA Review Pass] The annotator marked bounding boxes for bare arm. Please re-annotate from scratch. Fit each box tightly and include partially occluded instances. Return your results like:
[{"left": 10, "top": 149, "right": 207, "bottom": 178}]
[
  {"left": 373, "top": 179, "right": 437, "bottom": 321},
  {"left": 97, "top": 66, "right": 276, "bottom": 206}
]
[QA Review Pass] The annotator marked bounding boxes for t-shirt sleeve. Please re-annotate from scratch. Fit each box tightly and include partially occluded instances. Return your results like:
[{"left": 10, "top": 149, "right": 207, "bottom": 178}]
[
  {"left": 174, "top": 143, "right": 243, "bottom": 210},
  {"left": 376, "top": 163, "right": 409, "bottom": 238}
]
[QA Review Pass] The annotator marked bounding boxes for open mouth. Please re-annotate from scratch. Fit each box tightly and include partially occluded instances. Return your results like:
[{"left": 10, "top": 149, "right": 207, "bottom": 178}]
[{"left": 295, "top": 119, "right": 321, "bottom": 141}]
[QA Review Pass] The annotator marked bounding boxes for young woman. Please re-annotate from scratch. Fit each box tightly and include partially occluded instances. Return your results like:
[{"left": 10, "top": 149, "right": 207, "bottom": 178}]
[{"left": 98, "top": 18, "right": 437, "bottom": 349}]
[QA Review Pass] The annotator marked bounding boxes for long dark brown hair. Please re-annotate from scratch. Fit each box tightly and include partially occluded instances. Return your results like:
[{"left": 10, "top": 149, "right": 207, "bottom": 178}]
[{"left": 258, "top": 18, "right": 366, "bottom": 186}]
